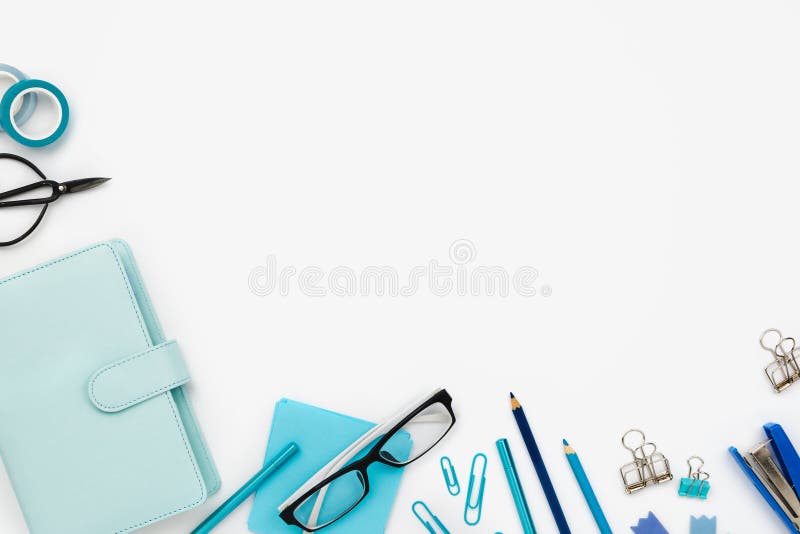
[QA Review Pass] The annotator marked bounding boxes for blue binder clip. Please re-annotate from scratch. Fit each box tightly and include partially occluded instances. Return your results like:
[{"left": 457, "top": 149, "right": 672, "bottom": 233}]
[
  {"left": 678, "top": 456, "right": 710, "bottom": 499},
  {"left": 412, "top": 501, "right": 451, "bottom": 534},
  {"left": 440, "top": 456, "right": 461, "bottom": 496},
  {"left": 464, "top": 453, "right": 487, "bottom": 526},
  {"left": 729, "top": 422, "right": 800, "bottom": 532}
]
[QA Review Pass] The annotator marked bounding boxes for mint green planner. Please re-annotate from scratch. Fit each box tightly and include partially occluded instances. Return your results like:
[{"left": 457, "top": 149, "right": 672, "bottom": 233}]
[{"left": 0, "top": 240, "right": 220, "bottom": 534}]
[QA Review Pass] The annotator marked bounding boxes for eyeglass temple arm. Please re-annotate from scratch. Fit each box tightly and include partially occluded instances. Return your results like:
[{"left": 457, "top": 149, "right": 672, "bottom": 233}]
[
  {"left": 411, "top": 413, "right": 450, "bottom": 424},
  {"left": 0, "top": 181, "right": 59, "bottom": 208}
]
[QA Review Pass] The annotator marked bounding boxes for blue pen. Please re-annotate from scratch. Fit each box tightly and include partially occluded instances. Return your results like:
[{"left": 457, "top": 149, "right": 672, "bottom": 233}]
[
  {"left": 191, "top": 443, "right": 299, "bottom": 534},
  {"left": 496, "top": 439, "right": 537, "bottom": 534}
]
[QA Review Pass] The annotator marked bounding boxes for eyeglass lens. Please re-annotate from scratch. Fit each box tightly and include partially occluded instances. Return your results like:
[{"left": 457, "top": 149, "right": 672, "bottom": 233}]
[
  {"left": 293, "top": 470, "right": 366, "bottom": 530},
  {"left": 379, "top": 402, "right": 453, "bottom": 465}
]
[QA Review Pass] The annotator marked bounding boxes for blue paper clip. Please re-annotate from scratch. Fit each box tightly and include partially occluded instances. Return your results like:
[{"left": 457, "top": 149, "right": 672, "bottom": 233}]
[
  {"left": 678, "top": 456, "right": 711, "bottom": 499},
  {"left": 464, "top": 452, "right": 487, "bottom": 526},
  {"left": 412, "top": 501, "right": 451, "bottom": 534},
  {"left": 441, "top": 456, "right": 461, "bottom": 496}
]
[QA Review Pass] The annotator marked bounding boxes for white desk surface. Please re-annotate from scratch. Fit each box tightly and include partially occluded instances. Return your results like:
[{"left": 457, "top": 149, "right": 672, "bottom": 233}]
[{"left": 2, "top": 2, "right": 799, "bottom": 533}]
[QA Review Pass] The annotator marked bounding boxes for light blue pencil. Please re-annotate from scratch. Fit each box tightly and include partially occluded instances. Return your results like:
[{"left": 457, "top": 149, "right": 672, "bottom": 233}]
[
  {"left": 190, "top": 443, "right": 299, "bottom": 534},
  {"left": 563, "top": 439, "right": 612, "bottom": 534}
]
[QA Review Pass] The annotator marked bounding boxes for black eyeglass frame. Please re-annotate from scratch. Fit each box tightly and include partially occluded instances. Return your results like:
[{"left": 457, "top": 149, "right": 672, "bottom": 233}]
[{"left": 279, "top": 388, "right": 455, "bottom": 531}]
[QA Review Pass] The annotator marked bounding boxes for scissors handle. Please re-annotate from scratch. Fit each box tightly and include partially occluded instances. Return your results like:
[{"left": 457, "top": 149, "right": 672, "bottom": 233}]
[{"left": 0, "top": 180, "right": 61, "bottom": 208}]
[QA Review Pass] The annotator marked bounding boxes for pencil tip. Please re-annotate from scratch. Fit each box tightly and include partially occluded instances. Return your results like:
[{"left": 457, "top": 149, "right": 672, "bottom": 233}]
[
  {"left": 563, "top": 438, "right": 569, "bottom": 446},
  {"left": 509, "top": 392, "right": 515, "bottom": 398}
]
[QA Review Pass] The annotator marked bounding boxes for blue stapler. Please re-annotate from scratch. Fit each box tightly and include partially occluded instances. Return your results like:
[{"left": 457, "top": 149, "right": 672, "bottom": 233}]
[{"left": 729, "top": 423, "right": 800, "bottom": 532}]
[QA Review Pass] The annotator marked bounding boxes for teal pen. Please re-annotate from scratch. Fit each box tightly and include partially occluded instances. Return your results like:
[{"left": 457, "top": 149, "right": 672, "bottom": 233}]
[
  {"left": 191, "top": 443, "right": 299, "bottom": 534},
  {"left": 563, "top": 439, "right": 612, "bottom": 534},
  {"left": 496, "top": 438, "right": 537, "bottom": 534}
]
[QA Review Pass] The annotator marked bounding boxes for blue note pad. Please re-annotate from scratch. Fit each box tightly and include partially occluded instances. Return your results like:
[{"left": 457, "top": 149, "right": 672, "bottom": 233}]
[{"left": 248, "top": 399, "right": 410, "bottom": 534}]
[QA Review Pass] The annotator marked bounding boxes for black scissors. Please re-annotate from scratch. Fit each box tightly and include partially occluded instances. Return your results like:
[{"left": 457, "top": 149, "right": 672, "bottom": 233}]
[{"left": 0, "top": 153, "right": 111, "bottom": 247}]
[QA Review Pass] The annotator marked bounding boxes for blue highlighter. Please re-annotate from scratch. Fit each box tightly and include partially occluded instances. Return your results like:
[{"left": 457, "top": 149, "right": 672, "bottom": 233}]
[{"left": 496, "top": 438, "right": 537, "bottom": 534}]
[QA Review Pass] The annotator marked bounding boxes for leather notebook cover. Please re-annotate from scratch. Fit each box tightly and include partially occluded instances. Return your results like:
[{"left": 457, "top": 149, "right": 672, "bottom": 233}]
[{"left": 0, "top": 240, "right": 220, "bottom": 534}]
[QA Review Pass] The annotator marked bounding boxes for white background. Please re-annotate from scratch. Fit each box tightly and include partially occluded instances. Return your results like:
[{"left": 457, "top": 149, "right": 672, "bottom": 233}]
[{"left": 1, "top": 1, "right": 799, "bottom": 533}]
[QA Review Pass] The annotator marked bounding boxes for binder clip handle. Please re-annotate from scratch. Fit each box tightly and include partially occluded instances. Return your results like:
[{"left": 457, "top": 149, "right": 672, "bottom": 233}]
[
  {"left": 687, "top": 456, "right": 705, "bottom": 477},
  {"left": 622, "top": 429, "right": 646, "bottom": 453},
  {"left": 761, "top": 329, "right": 785, "bottom": 353}
]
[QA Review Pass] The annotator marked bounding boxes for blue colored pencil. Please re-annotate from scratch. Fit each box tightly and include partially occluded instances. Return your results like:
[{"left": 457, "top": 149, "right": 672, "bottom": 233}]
[
  {"left": 190, "top": 443, "right": 299, "bottom": 534},
  {"left": 510, "top": 392, "right": 571, "bottom": 534},
  {"left": 563, "top": 439, "right": 613, "bottom": 534}
]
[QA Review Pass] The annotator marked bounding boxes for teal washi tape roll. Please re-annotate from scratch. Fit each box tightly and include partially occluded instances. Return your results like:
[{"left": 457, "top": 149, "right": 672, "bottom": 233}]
[
  {"left": 0, "top": 64, "right": 37, "bottom": 132},
  {"left": 0, "top": 79, "right": 69, "bottom": 147}
]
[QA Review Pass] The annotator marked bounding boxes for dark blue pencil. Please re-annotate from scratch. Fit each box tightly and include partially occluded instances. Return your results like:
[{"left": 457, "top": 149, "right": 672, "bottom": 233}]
[{"left": 510, "top": 392, "right": 571, "bottom": 534}]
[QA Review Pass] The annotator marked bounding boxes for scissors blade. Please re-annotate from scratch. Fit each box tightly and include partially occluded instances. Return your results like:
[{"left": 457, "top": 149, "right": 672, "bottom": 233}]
[{"left": 63, "top": 177, "right": 112, "bottom": 194}]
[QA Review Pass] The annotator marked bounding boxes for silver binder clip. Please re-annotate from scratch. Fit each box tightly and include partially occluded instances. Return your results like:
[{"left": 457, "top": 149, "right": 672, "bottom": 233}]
[
  {"left": 619, "top": 429, "right": 673, "bottom": 494},
  {"left": 760, "top": 329, "right": 800, "bottom": 392}
]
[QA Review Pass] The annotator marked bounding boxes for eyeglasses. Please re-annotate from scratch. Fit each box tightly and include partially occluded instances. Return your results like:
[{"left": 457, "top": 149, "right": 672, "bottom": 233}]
[
  {"left": 0, "top": 153, "right": 110, "bottom": 247},
  {"left": 279, "top": 388, "right": 455, "bottom": 531}
]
